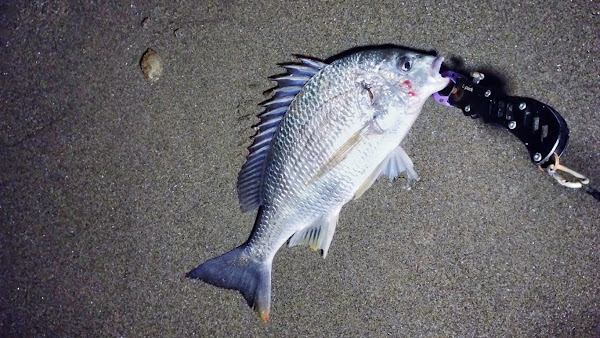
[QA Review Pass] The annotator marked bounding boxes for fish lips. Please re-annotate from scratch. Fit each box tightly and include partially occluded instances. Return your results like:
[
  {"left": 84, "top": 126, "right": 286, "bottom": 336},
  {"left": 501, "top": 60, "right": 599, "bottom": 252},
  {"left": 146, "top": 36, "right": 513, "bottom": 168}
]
[
  {"left": 431, "top": 55, "right": 444, "bottom": 73},
  {"left": 430, "top": 55, "right": 451, "bottom": 87}
]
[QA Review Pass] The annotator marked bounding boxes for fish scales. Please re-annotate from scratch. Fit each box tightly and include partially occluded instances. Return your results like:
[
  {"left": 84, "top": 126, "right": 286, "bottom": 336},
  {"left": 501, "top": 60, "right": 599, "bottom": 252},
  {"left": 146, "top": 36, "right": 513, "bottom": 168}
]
[
  {"left": 188, "top": 47, "right": 450, "bottom": 322},
  {"left": 257, "top": 60, "right": 377, "bottom": 243}
]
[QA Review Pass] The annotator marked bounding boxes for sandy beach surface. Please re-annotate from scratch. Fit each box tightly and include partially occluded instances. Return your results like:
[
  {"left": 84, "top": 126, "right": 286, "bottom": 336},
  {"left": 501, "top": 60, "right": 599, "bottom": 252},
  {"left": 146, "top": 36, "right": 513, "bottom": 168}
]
[{"left": 1, "top": 1, "right": 598, "bottom": 336}]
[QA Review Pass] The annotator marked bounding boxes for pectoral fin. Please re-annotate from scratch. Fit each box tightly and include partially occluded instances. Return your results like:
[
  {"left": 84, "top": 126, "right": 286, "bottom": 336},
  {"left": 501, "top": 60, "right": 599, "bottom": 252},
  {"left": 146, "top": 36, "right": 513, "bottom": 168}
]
[
  {"left": 354, "top": 157, "right": 387, "bottom": 200},
  {"left": 308, "top": 127, "right": 365, "bottom": 184}
]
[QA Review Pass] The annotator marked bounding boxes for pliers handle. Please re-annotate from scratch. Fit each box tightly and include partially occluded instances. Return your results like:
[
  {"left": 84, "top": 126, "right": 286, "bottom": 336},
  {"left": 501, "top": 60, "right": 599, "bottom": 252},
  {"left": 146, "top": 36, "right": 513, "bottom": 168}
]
[{"left": 433, "top": 71, "right": 570, "bottom": 168}]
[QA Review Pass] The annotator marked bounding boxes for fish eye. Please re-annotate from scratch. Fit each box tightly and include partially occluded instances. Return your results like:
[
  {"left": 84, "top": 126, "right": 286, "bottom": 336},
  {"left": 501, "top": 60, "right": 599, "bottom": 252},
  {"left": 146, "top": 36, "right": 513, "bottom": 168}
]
[{"left": 398, "top": 56, "right": 412, "bottom": 71}]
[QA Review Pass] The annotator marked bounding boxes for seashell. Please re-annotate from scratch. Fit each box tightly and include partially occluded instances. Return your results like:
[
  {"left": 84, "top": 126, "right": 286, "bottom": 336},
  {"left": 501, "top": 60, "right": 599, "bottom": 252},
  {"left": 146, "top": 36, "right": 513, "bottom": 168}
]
[{"left": 140, "top": 48, "right": 163, "bottom": 83}]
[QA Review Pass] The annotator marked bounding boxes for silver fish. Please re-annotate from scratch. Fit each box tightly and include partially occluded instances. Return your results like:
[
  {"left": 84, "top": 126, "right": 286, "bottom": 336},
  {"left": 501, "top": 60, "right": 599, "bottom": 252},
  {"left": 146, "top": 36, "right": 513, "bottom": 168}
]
[{"left": 188, "top": 47, "right": 450, "bottom": 321}]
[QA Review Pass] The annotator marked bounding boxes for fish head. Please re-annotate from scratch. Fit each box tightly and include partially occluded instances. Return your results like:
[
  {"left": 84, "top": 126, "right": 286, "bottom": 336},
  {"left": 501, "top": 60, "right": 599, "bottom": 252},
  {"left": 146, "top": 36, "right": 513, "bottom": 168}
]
[{"left": 362, "top": 49, "right": 450, "bottom": 104}]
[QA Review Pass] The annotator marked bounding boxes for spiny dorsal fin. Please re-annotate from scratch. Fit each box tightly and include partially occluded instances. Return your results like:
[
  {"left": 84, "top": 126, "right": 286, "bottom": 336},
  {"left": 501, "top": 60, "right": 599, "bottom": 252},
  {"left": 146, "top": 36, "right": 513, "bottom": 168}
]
[{"left": 237, "top": 56, "right": 327, "bottom": 212}]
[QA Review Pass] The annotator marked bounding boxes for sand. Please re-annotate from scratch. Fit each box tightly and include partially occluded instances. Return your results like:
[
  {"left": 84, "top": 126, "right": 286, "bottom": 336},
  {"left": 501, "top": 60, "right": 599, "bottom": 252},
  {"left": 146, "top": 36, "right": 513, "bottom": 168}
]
[{"left": 1, "top": 1, "right": 598, "bottom": 336}]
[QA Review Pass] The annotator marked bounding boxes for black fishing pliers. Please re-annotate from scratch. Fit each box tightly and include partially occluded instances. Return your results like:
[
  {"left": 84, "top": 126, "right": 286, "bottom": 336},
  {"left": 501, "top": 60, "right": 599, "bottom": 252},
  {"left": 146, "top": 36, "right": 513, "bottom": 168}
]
[{"left": 433, "top": 70, "right": 599, "bottom": 201}]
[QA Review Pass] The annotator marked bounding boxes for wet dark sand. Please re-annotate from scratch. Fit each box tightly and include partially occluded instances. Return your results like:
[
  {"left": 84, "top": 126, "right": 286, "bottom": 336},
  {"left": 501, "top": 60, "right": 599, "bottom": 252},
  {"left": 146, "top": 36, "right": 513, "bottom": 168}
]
[{"left": 1, "top": 1, "right": 598, "bottom": 336}]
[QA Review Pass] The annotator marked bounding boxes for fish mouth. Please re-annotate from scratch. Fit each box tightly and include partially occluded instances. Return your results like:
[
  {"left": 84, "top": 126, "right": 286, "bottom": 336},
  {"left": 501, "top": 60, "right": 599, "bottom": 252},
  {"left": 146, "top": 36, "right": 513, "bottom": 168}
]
[
  {"left": 429, "top": 55, "right": 450, "bottom": 88},
  {"left": 431, "top": 55, "right": 444, "bottom": 73}
]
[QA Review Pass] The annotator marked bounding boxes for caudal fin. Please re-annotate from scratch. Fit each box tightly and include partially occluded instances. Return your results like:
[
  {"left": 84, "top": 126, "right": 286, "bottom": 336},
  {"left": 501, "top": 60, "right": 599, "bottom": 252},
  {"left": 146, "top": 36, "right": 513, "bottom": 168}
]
[{"left": 187, "top": 246, "right": 272, "bottom": 322}]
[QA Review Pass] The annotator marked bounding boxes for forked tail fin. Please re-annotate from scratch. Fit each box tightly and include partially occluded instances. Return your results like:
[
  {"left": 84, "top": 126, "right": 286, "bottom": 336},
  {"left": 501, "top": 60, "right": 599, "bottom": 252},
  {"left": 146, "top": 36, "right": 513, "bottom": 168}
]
[{"left": 187, "top": 246, "right": 272, "bottom": 322}]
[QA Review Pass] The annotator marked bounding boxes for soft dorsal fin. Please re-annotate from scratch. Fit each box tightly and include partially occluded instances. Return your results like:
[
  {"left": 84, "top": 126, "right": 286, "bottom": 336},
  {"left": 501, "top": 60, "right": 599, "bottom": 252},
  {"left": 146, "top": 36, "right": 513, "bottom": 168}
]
[{"left": 237, "top": 56, "right": 327, "bottom": 212}]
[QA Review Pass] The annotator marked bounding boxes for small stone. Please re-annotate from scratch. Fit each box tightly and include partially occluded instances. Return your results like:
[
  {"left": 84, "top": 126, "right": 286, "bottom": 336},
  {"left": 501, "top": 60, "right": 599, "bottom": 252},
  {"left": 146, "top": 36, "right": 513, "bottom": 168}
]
[{"left": 140, "top": 48, "right": 163, "bottom": 83}]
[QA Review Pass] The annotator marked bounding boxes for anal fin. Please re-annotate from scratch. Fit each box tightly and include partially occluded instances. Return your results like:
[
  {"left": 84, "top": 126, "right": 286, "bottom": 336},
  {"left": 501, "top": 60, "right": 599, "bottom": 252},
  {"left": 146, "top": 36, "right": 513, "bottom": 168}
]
[{"left": 288, "top": 208, "right": 341, "bottom": 258}]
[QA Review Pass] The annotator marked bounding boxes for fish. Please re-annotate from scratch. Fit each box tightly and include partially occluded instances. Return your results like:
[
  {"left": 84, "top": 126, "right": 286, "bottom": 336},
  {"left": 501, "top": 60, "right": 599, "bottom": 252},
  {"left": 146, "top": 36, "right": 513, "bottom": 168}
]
[{"left": 187, "top": 47, "right": 450, "bottom": 322}]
